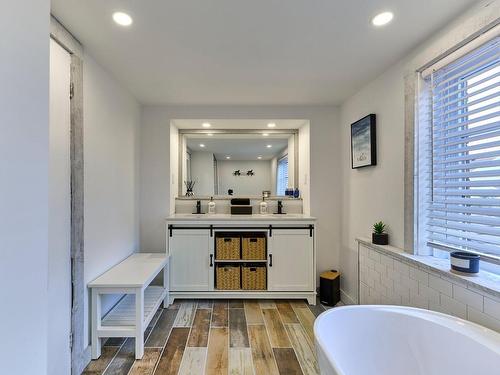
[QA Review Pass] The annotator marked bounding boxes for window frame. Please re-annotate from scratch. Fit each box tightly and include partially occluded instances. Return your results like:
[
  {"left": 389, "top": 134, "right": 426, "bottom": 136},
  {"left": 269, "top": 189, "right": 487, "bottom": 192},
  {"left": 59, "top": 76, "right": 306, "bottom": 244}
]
[{"left": 414, "top": 35, "right": 500, "bottom": 266}]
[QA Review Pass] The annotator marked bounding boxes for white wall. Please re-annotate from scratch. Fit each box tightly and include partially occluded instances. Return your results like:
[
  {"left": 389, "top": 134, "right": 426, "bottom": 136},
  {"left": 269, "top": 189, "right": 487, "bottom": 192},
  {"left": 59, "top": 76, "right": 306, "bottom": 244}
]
[
  {"left": 218, "top": 160, "right": 272, "bottom": 195},
  {"left": 338, "top": 0, "right": 499, "bottom": 304},
  {"left": 48, "top": 39, "right": 71, "bottom": 375},
  {"left": 83, "top": 51, "right": 141, "bottom": 346},
  {"left": 139, "top": 106, "right": 340, "bottom": 283},
  {"left": 339, "top": 60, "right": 406, "bottom": 303},
  {"left": 0, "top": 1, "right": 50, "bottom": 373},
  {"left": 191, "top": 151, "right": 215, "bottom": 195}
]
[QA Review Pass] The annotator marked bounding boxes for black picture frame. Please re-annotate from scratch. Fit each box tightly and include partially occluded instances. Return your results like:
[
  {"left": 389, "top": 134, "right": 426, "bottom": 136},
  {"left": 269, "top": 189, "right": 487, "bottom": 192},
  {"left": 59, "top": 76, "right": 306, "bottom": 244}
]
[{"left": 351, "top": 114, "right": 377, "bottom": 169}]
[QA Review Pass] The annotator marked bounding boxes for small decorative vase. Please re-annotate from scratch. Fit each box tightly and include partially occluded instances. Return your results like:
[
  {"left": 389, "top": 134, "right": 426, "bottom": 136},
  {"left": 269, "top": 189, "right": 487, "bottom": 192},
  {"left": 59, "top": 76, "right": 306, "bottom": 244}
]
[
  {"left": 186, "top": 189, "right": 194, "bottom": 197},
  {"left": 293, "top": 188, "right": 300, "bottom": 198},
  {"left": 372, "top": 233, "right": 388, "bottom": 245}
]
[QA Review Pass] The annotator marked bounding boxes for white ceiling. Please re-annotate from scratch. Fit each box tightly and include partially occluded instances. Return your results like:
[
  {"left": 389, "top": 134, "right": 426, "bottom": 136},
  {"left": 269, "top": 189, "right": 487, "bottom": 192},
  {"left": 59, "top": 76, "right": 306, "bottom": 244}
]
[
  {"left": 173, "top": 119, "right": 306, "bottom": 129},
  {"left": 51, "top": 0, "right": 477, "bottom": 105},
  {"left": 186, "top": 135, "right": 289, "bottom": 160}
]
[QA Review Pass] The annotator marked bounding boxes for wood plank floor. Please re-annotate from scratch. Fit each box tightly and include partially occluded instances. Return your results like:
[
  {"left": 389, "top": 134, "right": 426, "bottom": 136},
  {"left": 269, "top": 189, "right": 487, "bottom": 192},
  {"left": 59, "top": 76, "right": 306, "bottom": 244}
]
[{"left": 83, "top": 298, "right": 341, "bottom": 375}]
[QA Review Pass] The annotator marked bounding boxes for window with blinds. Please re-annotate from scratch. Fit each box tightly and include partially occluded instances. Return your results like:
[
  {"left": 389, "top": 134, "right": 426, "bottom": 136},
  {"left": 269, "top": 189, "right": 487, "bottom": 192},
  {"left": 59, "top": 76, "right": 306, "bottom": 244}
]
[
  {"left": 420, "top": 36, "right": 500, "bottom": 262},
  {"left": 276, "top": 155, "right": 289, "bottom": 196}
]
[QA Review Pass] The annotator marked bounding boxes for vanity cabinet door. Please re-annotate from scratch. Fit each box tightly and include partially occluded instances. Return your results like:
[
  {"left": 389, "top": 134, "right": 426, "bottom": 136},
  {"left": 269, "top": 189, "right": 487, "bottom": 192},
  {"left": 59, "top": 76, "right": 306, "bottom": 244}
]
[
  {"left": 168, "top": 229, "right": 212, "bottom": 291},
  {"left": 268, "top": 229, "right": 314, "bottom": 291}
]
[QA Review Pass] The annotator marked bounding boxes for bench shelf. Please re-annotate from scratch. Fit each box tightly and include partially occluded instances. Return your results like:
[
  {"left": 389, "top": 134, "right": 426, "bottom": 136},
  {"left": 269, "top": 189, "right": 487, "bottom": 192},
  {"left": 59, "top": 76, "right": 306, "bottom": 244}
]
[{"left": 101, "top": 286, "right": 166, "bottom": 329}]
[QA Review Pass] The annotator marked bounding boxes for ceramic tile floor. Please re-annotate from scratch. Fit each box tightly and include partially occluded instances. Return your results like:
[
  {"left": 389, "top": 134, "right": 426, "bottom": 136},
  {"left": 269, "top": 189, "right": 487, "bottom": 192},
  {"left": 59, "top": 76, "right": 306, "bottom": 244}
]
[{"left": 83, "top": 298, "right": 343, "bottom": 375}]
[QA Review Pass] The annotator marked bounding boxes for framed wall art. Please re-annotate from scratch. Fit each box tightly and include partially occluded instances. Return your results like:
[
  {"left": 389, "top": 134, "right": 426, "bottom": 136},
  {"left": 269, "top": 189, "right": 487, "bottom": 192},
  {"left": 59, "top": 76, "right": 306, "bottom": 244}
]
[{"left": 351, "top": 114, "right": 376, "bottom": 169}]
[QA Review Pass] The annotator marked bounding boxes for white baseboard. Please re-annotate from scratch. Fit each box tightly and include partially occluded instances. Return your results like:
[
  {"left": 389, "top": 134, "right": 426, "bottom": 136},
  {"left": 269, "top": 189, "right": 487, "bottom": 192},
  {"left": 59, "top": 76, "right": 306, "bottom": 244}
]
[{"left": 340, "top": 289, "right": 357, "bottom": 305}]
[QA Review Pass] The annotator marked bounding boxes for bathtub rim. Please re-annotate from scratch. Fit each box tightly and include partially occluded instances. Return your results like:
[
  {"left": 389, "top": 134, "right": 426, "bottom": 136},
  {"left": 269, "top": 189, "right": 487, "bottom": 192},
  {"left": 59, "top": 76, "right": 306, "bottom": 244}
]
[{"left": 313, "top": 305, "right": 500, "bottom": 375}]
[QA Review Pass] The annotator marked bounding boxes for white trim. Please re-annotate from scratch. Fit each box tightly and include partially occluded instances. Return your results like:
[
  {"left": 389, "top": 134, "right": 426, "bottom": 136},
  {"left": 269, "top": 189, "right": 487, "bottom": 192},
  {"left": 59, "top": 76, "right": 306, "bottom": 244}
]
[
  {"left": 421, "top": 22, "right": 499, "bottom": 77},
  {"left": 169, "top": 291, "right": 317, "bottom": 305},
  {"left": 49, "top": 15, "right": 86, "bottom": 375},
  {"left": 50, "top": 15, "right": 83, "bottom": 58}
]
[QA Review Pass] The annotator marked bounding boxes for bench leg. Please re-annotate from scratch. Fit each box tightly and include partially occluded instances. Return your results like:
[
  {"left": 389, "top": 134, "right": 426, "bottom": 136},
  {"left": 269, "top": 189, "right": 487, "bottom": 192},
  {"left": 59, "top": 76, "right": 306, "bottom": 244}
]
[
  {"left": 163, "top": 265, "right": 169, "bottom": 308},
  {"left": 91, "top": 289, "right": 102, "bottom": 359},
  {"left": 135, "top": 288, "right": 144, "bottom": 359}
]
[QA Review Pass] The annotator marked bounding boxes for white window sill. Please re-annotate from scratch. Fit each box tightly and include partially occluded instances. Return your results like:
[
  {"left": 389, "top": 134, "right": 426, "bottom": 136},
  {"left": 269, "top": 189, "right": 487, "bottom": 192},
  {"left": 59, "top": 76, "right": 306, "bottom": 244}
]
[{"left": 356, "top": 238, "right": 500, "bottom": 299}]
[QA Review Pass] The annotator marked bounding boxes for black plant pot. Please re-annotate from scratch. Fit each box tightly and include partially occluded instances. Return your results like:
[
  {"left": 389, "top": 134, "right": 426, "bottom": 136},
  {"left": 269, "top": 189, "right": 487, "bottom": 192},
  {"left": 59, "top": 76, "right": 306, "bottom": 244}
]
[{"left": 372, "top": 233, "right": 388, "bottom": 245}]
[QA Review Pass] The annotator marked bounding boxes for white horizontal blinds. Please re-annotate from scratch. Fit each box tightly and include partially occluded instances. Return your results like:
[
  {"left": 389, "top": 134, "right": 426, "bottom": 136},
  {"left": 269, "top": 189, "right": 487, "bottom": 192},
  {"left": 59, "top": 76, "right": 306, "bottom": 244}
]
[
  {"left": 426, "top": 36, "right": 500, "bottom": 260},
  {"left": 277, "top": 155, "right": 288, "bottom": 195}
]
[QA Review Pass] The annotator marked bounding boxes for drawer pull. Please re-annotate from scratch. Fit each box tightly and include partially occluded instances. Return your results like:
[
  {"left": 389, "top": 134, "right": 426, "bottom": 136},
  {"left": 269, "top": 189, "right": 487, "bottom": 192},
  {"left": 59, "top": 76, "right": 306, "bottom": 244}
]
[
  {"left": 250, "top": 238, "right": 258, "bottom": 243},
  {"left": 210, "top": 254, "right": 213, "bottom": 267},
  {"left": 224, "top": 238, "right": 232, "bottom": 242},
  {"left": 269, "top": 254, "right": 273, "bottom": 267}
]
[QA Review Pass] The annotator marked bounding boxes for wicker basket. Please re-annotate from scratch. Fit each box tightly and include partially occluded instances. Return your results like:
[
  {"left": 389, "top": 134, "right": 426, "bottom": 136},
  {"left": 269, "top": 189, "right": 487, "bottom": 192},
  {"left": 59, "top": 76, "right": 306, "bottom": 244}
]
[
  {"left": 242, "top": 265, "right": 266, "bottom": 290},
  {"left": 216, "top": 265, "right": 241, "bottom": 290},
  {"left": 242, "top": 237, "right": 266, "bottom": 260},
  {"left": 216, "top": 236, "right": 241, "bottom": 260}
]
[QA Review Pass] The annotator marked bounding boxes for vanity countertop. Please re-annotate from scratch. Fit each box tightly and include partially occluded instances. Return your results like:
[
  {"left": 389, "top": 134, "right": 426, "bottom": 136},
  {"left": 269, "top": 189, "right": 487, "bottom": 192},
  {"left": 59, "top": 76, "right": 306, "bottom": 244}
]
[
  {"left": 166, "top": 213, "right": 316, "bottom": 222},
  {"left": 175, "top": 196, "right": 301, "bottom": 201}
]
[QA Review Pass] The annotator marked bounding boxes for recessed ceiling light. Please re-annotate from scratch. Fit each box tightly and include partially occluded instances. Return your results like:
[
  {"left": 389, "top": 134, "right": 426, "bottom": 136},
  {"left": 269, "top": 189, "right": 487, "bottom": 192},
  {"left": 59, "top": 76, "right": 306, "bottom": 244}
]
[
  {"left": 262, "top": 133, "right": 269, "bottom": 137},
  {"left": 267, "top": 123, "right": 276, "bottom": 128},
  {"left": 199, "top": 144, "right": 205, "bottom": 148},
  {"left": 371, "top": 11, "right": 393, "bottom": 27},
  {"left": 112, "top": 12, "right": 133, "bottom": 26},
  {"left": 266, "top": 144, "right": 272, "bottom": 148},
  {"left": 257, "top": 156, "right": 262, "bottom": 159},
  {"left": 202, "top": 122, "right": 211, "bottom": 128},
  {"left": 226, "top": 156, "right": 231, "bottom": 159}
]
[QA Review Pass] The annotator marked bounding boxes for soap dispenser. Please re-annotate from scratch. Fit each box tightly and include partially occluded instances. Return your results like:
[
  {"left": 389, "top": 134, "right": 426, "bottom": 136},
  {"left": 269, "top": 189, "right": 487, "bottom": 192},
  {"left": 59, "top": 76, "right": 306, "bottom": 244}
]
[
  {"left": 208, "top": 196, "right": 216, "bottom": 214},
  {"left": 259, "top": 197, "right": 268, "bottom": 214}
]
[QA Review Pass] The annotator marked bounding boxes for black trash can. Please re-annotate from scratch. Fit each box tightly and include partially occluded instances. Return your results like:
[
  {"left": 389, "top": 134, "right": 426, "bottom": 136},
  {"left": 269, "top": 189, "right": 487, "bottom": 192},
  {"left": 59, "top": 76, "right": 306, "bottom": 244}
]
[{"left": 320, "top": 270, "right": 340, "bottom": 306}]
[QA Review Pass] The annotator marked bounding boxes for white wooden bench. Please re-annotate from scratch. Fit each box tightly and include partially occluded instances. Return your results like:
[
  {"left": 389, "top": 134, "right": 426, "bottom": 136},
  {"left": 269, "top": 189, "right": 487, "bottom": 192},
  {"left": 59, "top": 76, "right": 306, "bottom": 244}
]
[{"left": 88, "top": 253, "right": 169, "bottom": 360}]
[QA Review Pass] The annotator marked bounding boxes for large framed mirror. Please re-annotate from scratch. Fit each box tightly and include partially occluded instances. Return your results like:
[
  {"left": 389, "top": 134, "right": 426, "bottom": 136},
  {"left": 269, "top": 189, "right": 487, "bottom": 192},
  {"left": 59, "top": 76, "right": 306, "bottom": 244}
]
[{"left": 178, "top": 130, "right": 298, "bottom": 198}]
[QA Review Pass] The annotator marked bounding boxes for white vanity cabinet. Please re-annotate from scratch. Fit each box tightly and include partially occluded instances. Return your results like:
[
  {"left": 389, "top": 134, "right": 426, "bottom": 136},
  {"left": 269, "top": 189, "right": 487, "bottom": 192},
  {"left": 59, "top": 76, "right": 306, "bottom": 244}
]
[
  {"left": 168, "top": 229, "right": 213, "bottom": 291},
  {"left": 268, "top": 229, "right": 314, "bottom": 291},
  {"left": 166, "top": 215, "right": 317, "bottom": 304}
]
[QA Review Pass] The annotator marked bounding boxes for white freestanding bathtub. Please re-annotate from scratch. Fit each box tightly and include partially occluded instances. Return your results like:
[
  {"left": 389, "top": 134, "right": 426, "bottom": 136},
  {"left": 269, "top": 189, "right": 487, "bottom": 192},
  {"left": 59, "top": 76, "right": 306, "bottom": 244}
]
[{"left": 314, "top": 305, "right": 500, "bottom": 375}]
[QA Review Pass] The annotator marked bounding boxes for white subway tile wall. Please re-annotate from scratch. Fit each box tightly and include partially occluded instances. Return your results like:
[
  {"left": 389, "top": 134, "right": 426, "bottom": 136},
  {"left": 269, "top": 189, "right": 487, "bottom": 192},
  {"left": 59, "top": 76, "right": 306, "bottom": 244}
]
[{"left": 359, "top": 244, "right": 500, "bottom": 333}]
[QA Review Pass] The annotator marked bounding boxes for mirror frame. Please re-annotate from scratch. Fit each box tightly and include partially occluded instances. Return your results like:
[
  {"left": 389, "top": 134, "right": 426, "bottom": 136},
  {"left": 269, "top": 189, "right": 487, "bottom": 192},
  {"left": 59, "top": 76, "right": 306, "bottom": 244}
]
[{"left": 178, "top": 129, "right": 299, "bottom": 197}]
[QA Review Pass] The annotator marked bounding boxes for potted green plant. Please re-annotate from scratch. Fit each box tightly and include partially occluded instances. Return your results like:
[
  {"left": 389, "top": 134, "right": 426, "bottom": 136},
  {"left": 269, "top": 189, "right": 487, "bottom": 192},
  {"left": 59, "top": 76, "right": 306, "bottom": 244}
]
[{"left": 372, "top": 221, "right": 388, "bottom": 245}]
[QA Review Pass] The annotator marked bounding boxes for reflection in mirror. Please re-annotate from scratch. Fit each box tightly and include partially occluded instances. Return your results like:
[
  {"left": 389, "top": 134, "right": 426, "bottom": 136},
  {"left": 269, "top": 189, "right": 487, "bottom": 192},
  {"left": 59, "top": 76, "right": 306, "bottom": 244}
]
[{"left": 182, "top": 133, "right": 296, "bottom": 197}]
